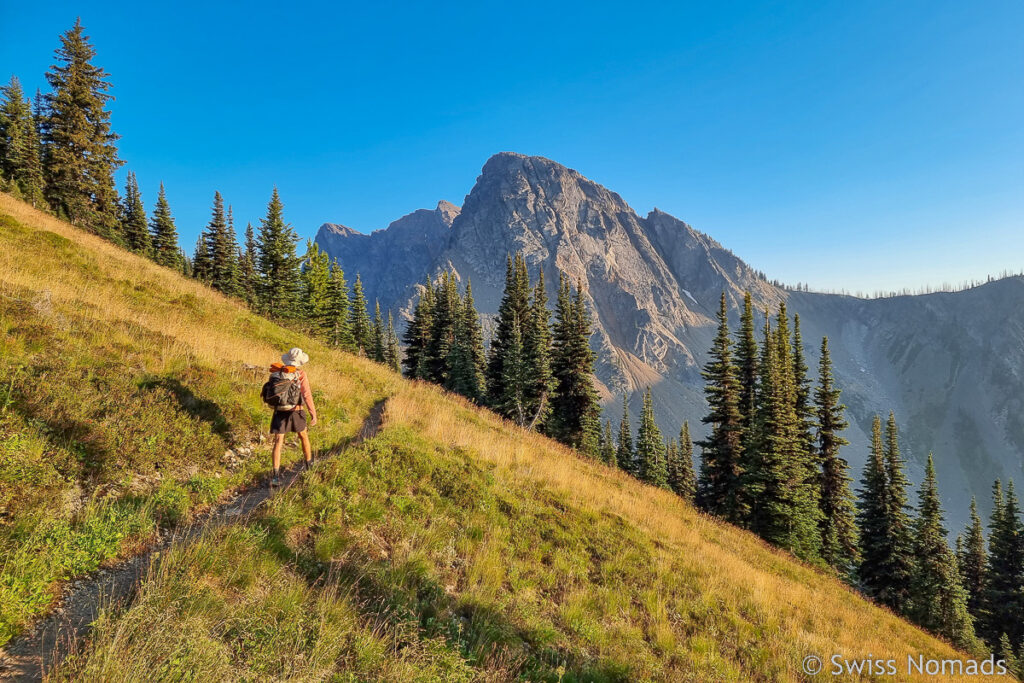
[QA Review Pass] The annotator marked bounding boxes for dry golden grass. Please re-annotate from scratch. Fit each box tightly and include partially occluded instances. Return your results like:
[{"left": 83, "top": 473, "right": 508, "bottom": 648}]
[{"left": 384, "top": 372, "right": 1004, "bottom": 681}]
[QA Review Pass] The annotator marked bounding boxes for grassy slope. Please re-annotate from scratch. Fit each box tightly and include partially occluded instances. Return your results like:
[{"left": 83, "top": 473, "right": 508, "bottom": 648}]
[
  {"left": 0, "top": 194, "right": 997, "bottom": 681},
  {"left": 0, "top": 193, "right": 396, "bottom": 644}
]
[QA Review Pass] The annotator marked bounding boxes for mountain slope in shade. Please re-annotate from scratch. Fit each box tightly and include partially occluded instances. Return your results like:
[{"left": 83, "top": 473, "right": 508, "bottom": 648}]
[{"left": 315, "top": 152, "right": 1024, "bottom": 531}]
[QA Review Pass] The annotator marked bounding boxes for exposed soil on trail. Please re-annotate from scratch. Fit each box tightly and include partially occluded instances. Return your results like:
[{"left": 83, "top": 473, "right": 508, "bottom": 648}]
[{"left": 0, "top": 399, "right": 388, "bottom": 681}]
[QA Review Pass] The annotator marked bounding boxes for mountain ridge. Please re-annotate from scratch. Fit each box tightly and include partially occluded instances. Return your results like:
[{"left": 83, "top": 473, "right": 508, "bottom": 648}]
[{"left": 315, "top": 152, "right": 1024, "bottom": 532}]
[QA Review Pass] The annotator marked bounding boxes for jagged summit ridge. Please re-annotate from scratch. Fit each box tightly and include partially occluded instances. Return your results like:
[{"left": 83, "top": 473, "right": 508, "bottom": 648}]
[{"left": 314, "top": 153, "right": 1024, "bottom": 533}]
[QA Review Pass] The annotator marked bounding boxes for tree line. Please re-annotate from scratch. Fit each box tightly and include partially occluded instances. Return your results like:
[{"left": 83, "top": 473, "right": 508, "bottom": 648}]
[
  {"left": 401, "top": 253, "right": 604, "bottom": 455},
  {"left": 0, "top": 21, "right": 399, "bottom": 370},
  {"left": 671, "top": 290, "right": 1022, "bottom": 663}
]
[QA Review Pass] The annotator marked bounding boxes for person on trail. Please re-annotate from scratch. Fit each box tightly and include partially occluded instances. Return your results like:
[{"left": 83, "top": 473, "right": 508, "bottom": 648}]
[{"left": 263, "top": 347, "right": 318, "bottom": 486}]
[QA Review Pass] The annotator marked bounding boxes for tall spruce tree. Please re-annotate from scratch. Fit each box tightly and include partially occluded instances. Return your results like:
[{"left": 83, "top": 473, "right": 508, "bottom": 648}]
[
  {"left": 735, "top": 291, "right": 759, "bottom": 430},
  {"left": 981, "top": 480, "right": 1024, "bottom": 648},
  {"left": 487, "top": 254, "right": 532, "bottom": 409},
  {"left": 636, "top": 388, "right": 667, "bottom": 487},
  {"left": 908, "top": 455, "right": 977, "bottom": 650},
  {"left": 149, "top": 183, "right": 181, "bottom": 269},
  {"left": 791, "top": 315, "right": 817, "bottom": 464},
  {"left": 301, "top": 241, "right": 332, "bottom": 339},
  {"left": 238, "top": 223, "right": 260, "bottom": 307},
  {"left": 348, "top": 274, "right": 372, "bottom": 354},
  {"left": 371, "top": 301, "right": 385, "bottom": 362},
  {"left": 0, "top": 76, "right": 46, "bottom": 206},
  {"left": 676, "top": 421, "right": 697, "bottom": 503},
  {"left": 446, "top": 280, "right": 487, "bottom": 402},
  {"left": 44, "top": 20, "right": 122, "bottom": 235},
  {"left": 743, "top": 304, "right": 821, "bottom": 560},
  {"left": 815, "top": 337, "right": 860, "bottom": 577},
  {"left": 256, "top": 188, "right": 301, "bottom": 318},
  {"left": 426, "top": 272, "right": 459, "bottom": 384},
  {"left": 858, "top": 416, "right": 891, "bottom": 604},
  {"left": 119, "top": 171, "right": 148, "bottom": 253},
  {"left": 327, "top": 260, "right": 355, "bottom": 351},
  {"left": 960, "top": 497, "right": 987, "bottom": 619},
  {"left": 616, "top": 395, "right": 636, "bottom": 477},
  {"left": 384, "top": 312, "right": 401, "bottom": 374},
  {"left": 882, "top": 412, "right": 915, "bottom": 616},
  {"left": 548, "top": 276, "right": 602, "bottom": 455},
  {"left": 697, "top": 293, "right": 746, "bottom": 523},
  {"left": 402, "top": 281, "right": 434, "bottom": 379},
  {"left": 204, "top": 194, "right": 238, "bottom": 296},
  {"left": 499, "top": 312, "right": 529, "bottom": 424},
  {"left": 523, "top": 270, "right": 554, "bottom": 429}
]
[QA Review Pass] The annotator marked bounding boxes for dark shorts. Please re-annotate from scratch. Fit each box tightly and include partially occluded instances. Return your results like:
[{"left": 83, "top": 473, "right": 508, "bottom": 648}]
[{"left": 270, "top": 409, "right": 307, "bottom": 434}]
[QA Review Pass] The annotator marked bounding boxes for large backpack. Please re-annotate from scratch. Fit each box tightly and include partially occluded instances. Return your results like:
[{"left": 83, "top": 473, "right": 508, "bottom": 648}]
[{"left": 261, "top": 366, "right": 303, "bottom": 410}]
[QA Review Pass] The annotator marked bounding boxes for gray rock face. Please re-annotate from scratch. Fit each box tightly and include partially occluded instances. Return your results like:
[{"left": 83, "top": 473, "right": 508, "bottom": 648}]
[
  {"left": 315, "top": 200, "right": 459, "bottom": 311},
  {"left": 315, "top": 152, "right": 1024, "bottom": 531}
]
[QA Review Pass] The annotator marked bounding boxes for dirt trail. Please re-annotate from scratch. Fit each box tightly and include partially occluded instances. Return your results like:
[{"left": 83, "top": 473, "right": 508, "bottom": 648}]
[{"left": 0, "top": 399, "right": 388, "bottom": 682}]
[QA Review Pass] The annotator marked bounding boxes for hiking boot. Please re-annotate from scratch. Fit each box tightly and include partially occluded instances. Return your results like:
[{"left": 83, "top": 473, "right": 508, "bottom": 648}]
[
  {"left": 303, "top": 457, "right": 314, "bottom": 471},
  {"left": 270, "top": 473, "right": 282, "bottom": 487}
]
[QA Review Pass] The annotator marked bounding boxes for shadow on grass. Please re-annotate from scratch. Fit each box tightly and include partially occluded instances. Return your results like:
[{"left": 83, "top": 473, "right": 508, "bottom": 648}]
[
  {"left": 138, "top": 376, "right": 231, "bottom": 437},
  {"left": 255, "top": 517, "right": 631, "bottom": 683}
]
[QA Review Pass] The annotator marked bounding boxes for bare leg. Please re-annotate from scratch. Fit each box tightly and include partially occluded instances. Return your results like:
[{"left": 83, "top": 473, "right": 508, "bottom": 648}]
[
  {"left": 272, "top": 433, "right": 285, "bottom": 473},
  {"left": 298, "top": 429, "right": 312, "bottom": 463}
]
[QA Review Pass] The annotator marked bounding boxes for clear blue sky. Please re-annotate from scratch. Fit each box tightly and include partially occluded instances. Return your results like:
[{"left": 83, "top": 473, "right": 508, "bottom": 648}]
[{"left": 2, "top": 0, "right": 1021, "bottom": 293}]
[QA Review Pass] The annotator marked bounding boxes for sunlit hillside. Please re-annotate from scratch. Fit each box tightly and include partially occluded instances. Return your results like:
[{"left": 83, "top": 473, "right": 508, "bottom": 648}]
[{"left": 0, "top": 193, "right": 1009, "bottom": 681}]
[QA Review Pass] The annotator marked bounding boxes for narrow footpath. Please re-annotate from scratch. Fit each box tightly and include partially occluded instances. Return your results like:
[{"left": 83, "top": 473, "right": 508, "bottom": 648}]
[{"left": 0, "top": 399, "right": 388, "bottom": 682}]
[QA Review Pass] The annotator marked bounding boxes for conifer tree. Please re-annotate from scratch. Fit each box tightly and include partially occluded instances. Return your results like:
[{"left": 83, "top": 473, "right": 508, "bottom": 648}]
[
  {"left": 735, "top": 291, "right": 759, "bottom": 430},
  {"left": 676, "top": 421, "right": 697, "bottom": 503},
  {"left": 327, "top": 260, "right": 354, "bottom": 351},
  {"left": 402, "top": 281, "right": 434, "bottom": 379},
  {"left": 523, "top": 270, "right": 554, "bottom": 429},
  {"left": 548, "top": 276, "right": 601, "bottom": 455},
  {"left": 600, "top": 420, "right": 617, "bottom": 467},
  {"left": 981, "top": 480, "right": 1024, "bottom": 648},
  {"left": 998, "top": 634, "right": 1019, "bottom": 678},
  {"left": 426, "top": 272, "right": 459, "bottom": 384},
  {"left": 446, "top": 281, "right": 487, "bottom": 402},
  {"left": 697, "top": 293, "right": 745, "bottom": 523},
  {"left": 498, "top": 312, "right": 529, "bottom": 424},
  {"left": 743, "top": 304, "right": 821, "bottom": 560},
  {"left": 908, "top": 455, "right": 977, "bottom": 650},
  {"left": 0, "top": 76, "right": 46, "bottom": 206},
  {"left": 371, "top": 301, "right": 385, "bottom": 362},
  {"left": 256, "top": 188, "right": 301, "bottom": 318},
  {"left": 301, "top": 240, "right": 332, "bottom": 338},
  {"left": 616, "top": 395, "right": 636, "bottom": 476},
  {"left": 119, "top": 171, "right": 148, "bottom": 253},
  {"left": 791, "top": 315, "right": 816, "bottom": 464},
  {"left": 882, "top": 412, "right": 915, "bottom": 615},
  {"left": 858, "top": 416, "right": 891, "bottom": 603},
  {"left": 487, "top": 254, "right": 532, "bottom": 408},
  {"left": 636, "top": 388, "right": 667, "bottom": 486},
  {"left": 149, "top": 183, "right": 181, "bottom": 269},
  {"left": 348, "top": 274, "right": 372, "bottom": 354},
  {"left": 815, "top": 337, "right": 859, "bottom": 577},
  {"left": 237, "top": 223, "right": 259, "bottom": 307},
  {"left": 384, "top": 312, "right": 401, "bottom": 373},
  {"left": 43, "top": 20, "right": 122, "bottom": 235},
  {"left": 192, "top": 234, "right": 211, "bottom": 282},
  {"left": 960, "top": 497, "right": 987, "bottom": 618},
  {"left": 205, "top": 193, "right": 239, "bottom": 296}
]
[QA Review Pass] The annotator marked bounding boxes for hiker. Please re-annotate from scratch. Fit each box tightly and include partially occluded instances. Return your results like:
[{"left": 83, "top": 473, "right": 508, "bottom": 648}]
[{"left": 262, "top": 347, "right": 318, "bottom": 486}]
